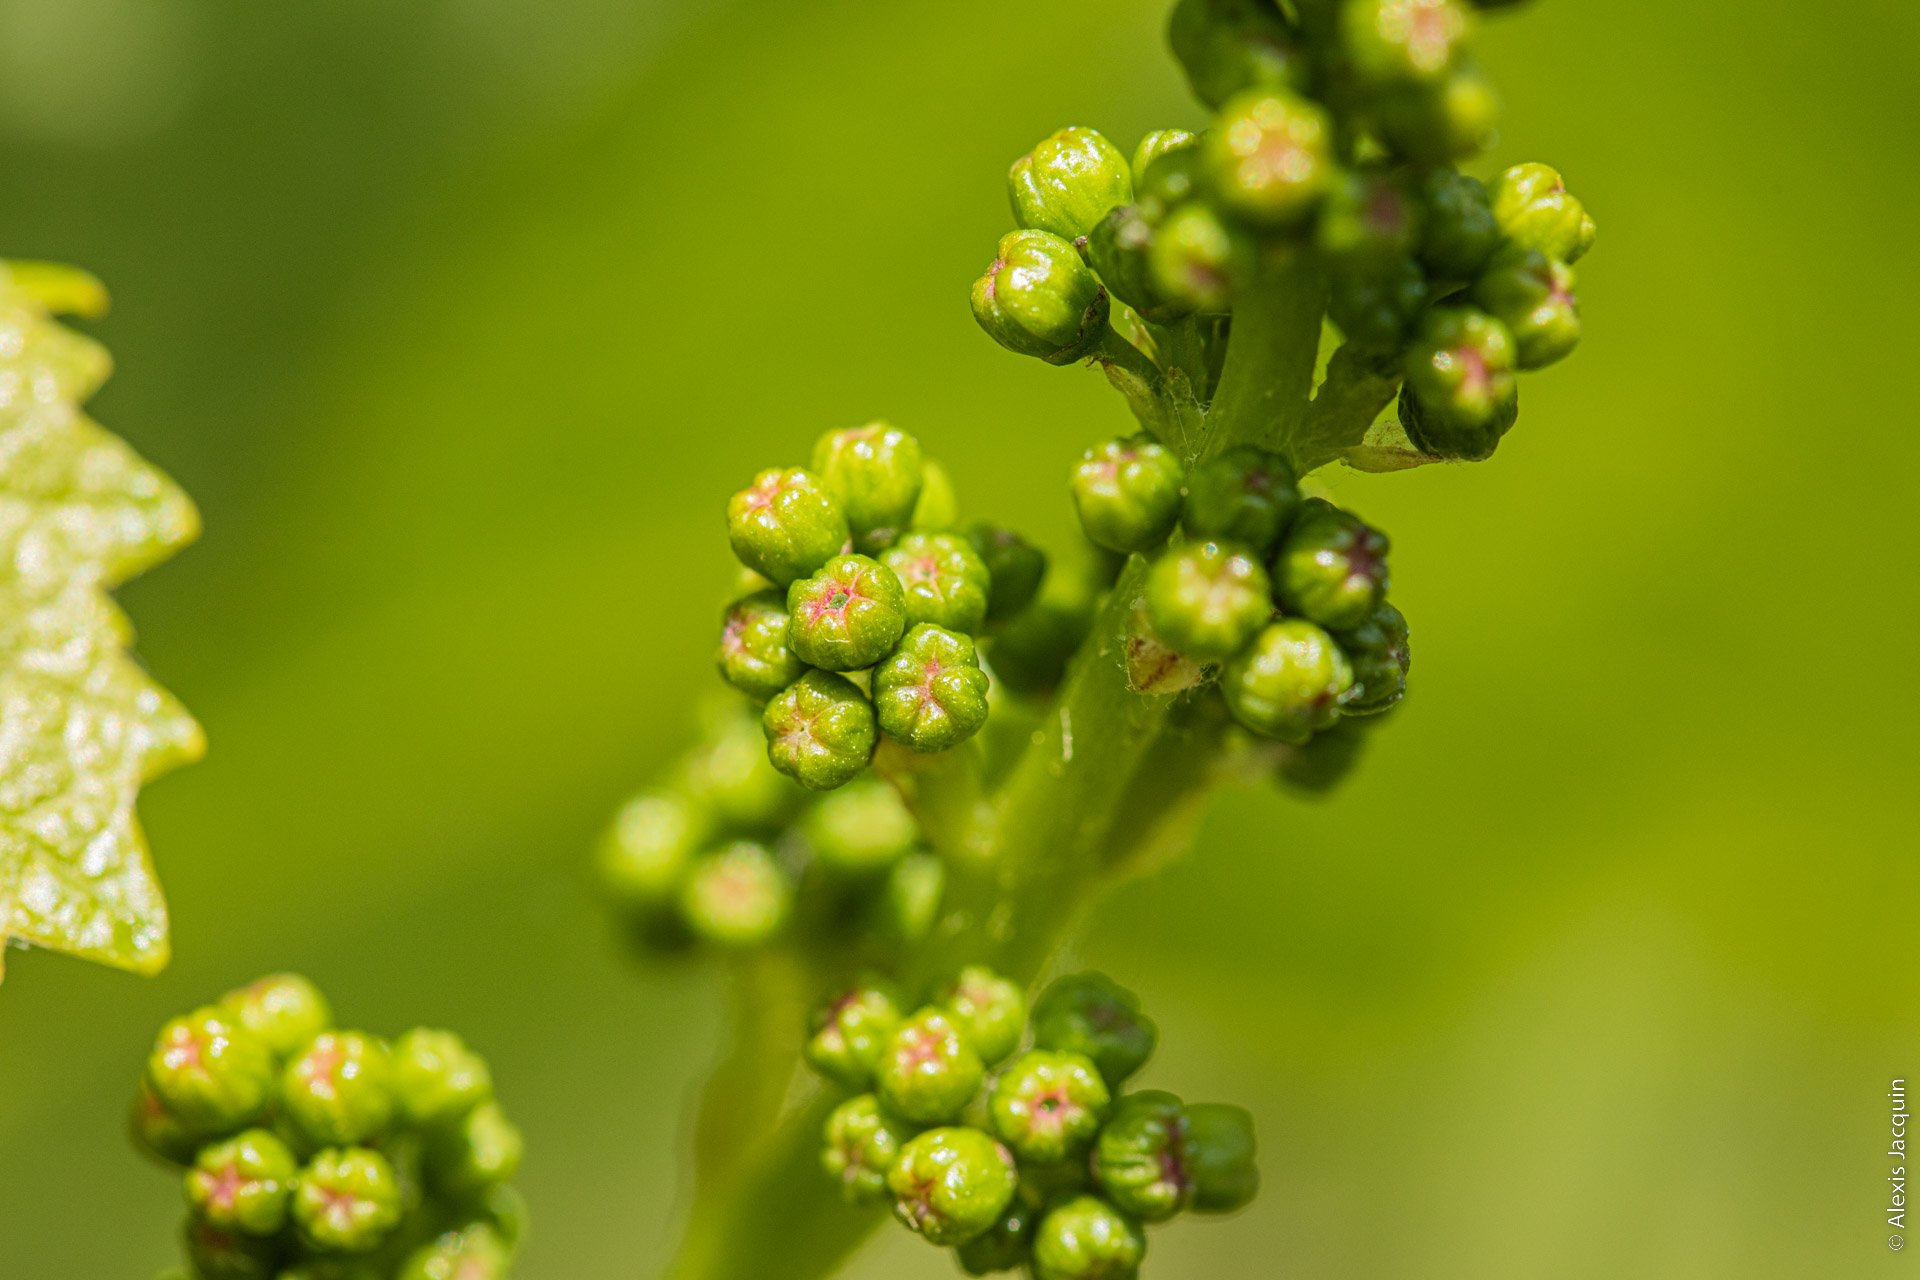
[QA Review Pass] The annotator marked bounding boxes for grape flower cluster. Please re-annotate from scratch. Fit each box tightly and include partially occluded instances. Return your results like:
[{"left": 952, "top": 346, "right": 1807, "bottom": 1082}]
[
  {"left": 809, "top": 968, "right": 1255, "bottom": 1278},
  {"left": 131, "top": 974, "right": 525, "bottom": 1280},
  {"left": 597, "top": 699, "right": 947, "bottom": 954}
]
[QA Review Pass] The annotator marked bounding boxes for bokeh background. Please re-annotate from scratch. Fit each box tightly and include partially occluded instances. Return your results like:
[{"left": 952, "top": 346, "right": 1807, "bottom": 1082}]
[{"left": 2, "top": 0, "right": 1915, "bottom": 1275}]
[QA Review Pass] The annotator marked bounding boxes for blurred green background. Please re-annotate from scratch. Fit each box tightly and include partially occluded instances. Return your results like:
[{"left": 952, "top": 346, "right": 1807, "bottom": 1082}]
[{"left": 1, "top": 0, "right": 1915, "bottom": 1275}]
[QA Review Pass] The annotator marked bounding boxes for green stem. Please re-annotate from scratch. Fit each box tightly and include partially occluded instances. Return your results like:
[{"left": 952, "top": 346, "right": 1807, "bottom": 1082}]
[{"left": 1202, "top": 251, "right": 1328, "bottom": 461}]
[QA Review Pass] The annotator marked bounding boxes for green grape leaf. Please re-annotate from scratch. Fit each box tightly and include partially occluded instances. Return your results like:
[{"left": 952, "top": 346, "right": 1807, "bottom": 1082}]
[{"left": 0, "top": 261, "right": 202, "bottom": 978}]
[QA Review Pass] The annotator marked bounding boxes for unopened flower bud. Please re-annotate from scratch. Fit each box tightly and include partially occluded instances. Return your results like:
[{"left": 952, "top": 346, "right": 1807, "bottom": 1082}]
[
  {"left": 1488, "top": 162, "right": 1594, "bottom": 263},
  {"left": 1009, "top": 127, "right": 1135, "bottom": 243},
  {"left": 1030, "top": 973, "right": 1157, "bottom": 1087},
  {"left": 726, "top": 467, "right": 850, "bottom": 587},
  {"left": 280, "top": 1031, "right": 395, "bottom": 1149},
  {"left": 1399, "top": 305, "right": 1519, "bottom": 460},
  {"left": 1184, "top": 1101, "right": 1260, "bottom": 1213},
  {"left": 1471, "top": 247, "right": 1580, "bottom": 369},
  {"left": 1030, "top": 1195, "right": 1147, "bottom": 1280},
  {"left": 186, "top": 1128, "right": 298, "bottom": 1236},
  {"left": 822, "top": 1093, "right": 915, "bottom": 1204},
  {"left": 717, "top": 590, "right": 807, "bottom": 702},
  {"left": 807, "top": 981, "right": 908, "bottom": 1089},
  {"left": 786, "top": 554, "right": 909, "bottom": 671},
  {"left": 881, "top": 532, "right": 992, "bottom": 634},
  {"left": 292, "top": 1147, "right": 403, "bottom": 1253},
  {"left": 873, "top": 623, "right": 991, "bottom": 753},
  {"left": 1220, "top": 619, "right": 1354, "bottom": 743},
  {"left": 1091, "top": 1090, "right": 1191, "bottom": 1222},
  {"left": 876, "top": 1009, "right": 986, "bottom": 1125},
  {"left": 1272, "top": 498, "right": 1390, "bottom": 631},
  {"left": 937, "top": 966, "right": 1027, "bottom": 1066},
  {"left": 887, "top": 1127, "right": 1019, "bottom": 1246},
  {"left": 1145, "top": 541, "right": 1273, "bottom": 661},
  {"left": 973, "top": 230, "right": 1112, "bottom": 365},
  {"left": 1206, "top": 89, "right": 1334, "bottom": 227},
  {"left": 763, "top": 668, "right": 877, "bottom": 791},
  {"left": 1070, "top": 435, "right": 1184, "bottom": 555},
  {"left": 989, "top": 1050, "right": 1110, "bottom": 1163},
  {"left": 811, "top": 422, "right": 926, "bottom": 553}
]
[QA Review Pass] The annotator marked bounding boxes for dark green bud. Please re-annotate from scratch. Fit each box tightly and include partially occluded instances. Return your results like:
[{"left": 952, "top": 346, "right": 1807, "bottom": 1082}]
[
  {"left": 1031, "top": 1195, "right": 1147, "bottom": 1280},
  {"left": 886, "top": 1127, "right": 1019, "bottom": 1246},
  {"left": 873, "top": 623, "right": 991, "bottom": 753},
  {"left": 186, "top": 1128, "right": 298, "bottom": 1235},
  {"left": 292, "top": 1148, "right": 403, "bottom": 1252},
  {"left": 183, "top": 1219, "right": 282, "bottom": 1280},
  {"left": 597, "top": 789, "right": 704, "bottom": 909},
  {"left": 1327, "top": 256, "right": 1429, "bottom": 351},
  {"left": 876, "top": 851, "right": 946, "bottom": 946},
  {"left": 985, "top": 566, "right": 1098, "bottom": 698},
  {"left": 1145, "top": 541, "right": 1273, "bottom": 661},
  {"left": 217, "top": 975, "right": 333, "bottom": 1062},
  {"left": 1416, "top": 169, "right": 1500, "bottom": 280},
  {"left": 1088, "top": 205, "right": 1191, "bottom": 325},
  {"left": 679, "top": 841, "right": 791, "bottom": 945},
  {"left": 1272, "top": 498, "right": 1390, "bottom": 630},
  {"left": 955, "top": 1200, "right": 1036, "bottom": 1276},
  {"left": 1336, "top": 601, "right": 1411, "bottom": 715},
  {"left": 1181, "top": 446, "right": 1298, "bottom": 553},
  {"left": 1149, "top": 202, "right": 1244, "bottom": 314},
  {"left": 1184, "top": 1102, "right": 1260, "bottom": 1213},
  {"left": 811, "top": 422, "right": 926, "bottom": 553},
  {"left": 147, "top": 1007, "right": 276, "bottom": 1135},
  {"left": 1131, "top": 130, "right": 1199, "bottom": 182},
  {"left": 1135, "top": 146, "right": 1207, "bottom": 218},
  {"left": 763, "top": 668, "right": 876, "bottom": 790},
  {"left": 281, "top": 1032, "right": 395, "bottom": 1149},
  {"left": 962, "top": 522, "right": 1048, "bottom": 623},
  {"left": 1168, "top": 0, "right": 1302, "bottom": 109},
  {"left": 936, "top": 966, "right": 1027, "bottom": 1066},
  {"left": 1071, "top": 435, "right": 1184, "bottom": 555},
  {"left": 717, "top": 590, "right": 806, "bottom": 702},
  {"left": 821, "top": 1093, "right": 915, "bottom": 1204},
  {"left": 131, "top": 1081, "right": 200, "bottom": 1166},
  {"left": 397, "top": 1225, "right": 510, "bottom": 1280},
  {"left": 807, "top": 981, "right": 908, "bottom": 1089},
  {"left": 727, "top": 467, "right": 851, "bottom": 587},
  {"left": 1344, "top": 0, "right": 1470, "bottom": 86},
  {"left": 973, "top": 229, "right": 1111, "bottom": 365},
  {"left": 476, "top": 1183, "right": 531, "bottom": 1253},
  {"left": 1400, "top": 305, "right": 1519, "bottom": 460},
  {"left": 875, "top": 1008, "right": 986, "bottom": 1125},
  {"left": 1274, "top": 714, "right": 1381, "bottom": 796},
  {"left": 426, "top": 1100, "right": 524, "bottom": 1202},
  {"left": 1206, "top": 89, "right": 1333, "bottom": 227},
  {"left": 910, "top": 458, "right": 959, "bottom": 531},
  {"left": 1220, "top": 619, "right": 1355, "bottom": 743},
  {"left": 391, "top": 1029, "right": 493, "bottom": 1129},
  {"left": 1030, "top": 973, "right": 1157, "bottom": 1087},
  {"left": 679, "top": 711, "right": 805, "bottom": 832},
  {"left": 881, "top": 532, "right": 992, "bottom": 633},
  {"left": 803, "top": 775, "right": 918, "bottom": 876},
  {"left": 1372, "top": 60, "right": 1499, "bottom": 164},
  {"left": 786, "top": 554, "right": 908, "bottom": 671},
  {"left": 1489, "top": 162, "right": 1594, "bottom": 263},
  {"left": 1471, "top": 247, "right": 1580, "bottom": 369},
  {"left": 1009, "top": 127, "right": 1134, "bottom": 243},
  {"left": 1091, "top": 1090, "right": 1191, "bottom": 1222},
  {"left": 989, "top": 1050, "right": 1110, "bottom": 1163},
  {"left": 1318, "top": 169, "right": 1421, "bottom": 265}
]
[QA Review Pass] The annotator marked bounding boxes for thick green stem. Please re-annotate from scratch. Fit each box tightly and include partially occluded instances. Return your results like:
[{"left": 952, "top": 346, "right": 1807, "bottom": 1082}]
[{"left": 1202, "top": 251, "right": 1328, "bottom": 461}]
